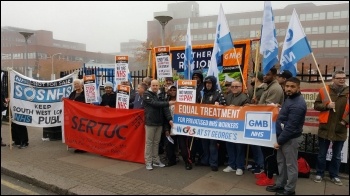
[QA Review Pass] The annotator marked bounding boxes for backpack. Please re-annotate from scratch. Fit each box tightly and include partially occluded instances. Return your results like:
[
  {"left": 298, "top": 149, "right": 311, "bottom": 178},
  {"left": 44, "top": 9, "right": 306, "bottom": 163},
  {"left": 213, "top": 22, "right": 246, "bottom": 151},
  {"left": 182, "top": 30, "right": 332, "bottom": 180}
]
[{"left": 298, "top": 157, "right": 310, "bottom": 178}]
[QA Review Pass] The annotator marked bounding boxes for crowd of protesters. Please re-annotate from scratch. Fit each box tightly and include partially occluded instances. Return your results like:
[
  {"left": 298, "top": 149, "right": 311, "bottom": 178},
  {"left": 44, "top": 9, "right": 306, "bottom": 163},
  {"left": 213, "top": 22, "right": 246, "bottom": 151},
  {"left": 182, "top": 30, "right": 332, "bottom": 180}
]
[{"left": 2, "top": 68, "right": 347, "bottom": 195}]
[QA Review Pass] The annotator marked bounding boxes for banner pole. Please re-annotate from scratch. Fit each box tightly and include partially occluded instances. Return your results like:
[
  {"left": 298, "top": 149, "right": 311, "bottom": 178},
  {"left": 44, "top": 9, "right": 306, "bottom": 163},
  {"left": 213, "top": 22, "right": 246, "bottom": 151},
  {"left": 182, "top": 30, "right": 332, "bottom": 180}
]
[{"left": 311, "top": 52, "right": 335, "bottom": 112}]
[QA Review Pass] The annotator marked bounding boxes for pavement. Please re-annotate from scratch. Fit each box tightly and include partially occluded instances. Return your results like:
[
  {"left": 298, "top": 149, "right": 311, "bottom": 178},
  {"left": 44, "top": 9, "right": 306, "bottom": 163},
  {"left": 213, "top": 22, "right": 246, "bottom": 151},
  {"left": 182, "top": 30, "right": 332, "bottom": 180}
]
[{"left": 1, "top": 123, "right": 349, "bottom": 195}]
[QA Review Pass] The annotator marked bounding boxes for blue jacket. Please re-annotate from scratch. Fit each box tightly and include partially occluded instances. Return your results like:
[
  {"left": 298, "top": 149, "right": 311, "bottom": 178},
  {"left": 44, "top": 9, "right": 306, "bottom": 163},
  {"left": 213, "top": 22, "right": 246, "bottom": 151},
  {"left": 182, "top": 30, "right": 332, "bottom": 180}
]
[{"left": 276, "top": 92, "right": 306, "bottom": 146}]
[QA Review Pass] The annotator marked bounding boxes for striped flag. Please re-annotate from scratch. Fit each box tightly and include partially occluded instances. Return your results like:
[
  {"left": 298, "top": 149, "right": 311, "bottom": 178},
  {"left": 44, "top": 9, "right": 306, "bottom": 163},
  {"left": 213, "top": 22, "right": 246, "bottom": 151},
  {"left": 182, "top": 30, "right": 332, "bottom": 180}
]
[
  {"left": 280, "top": 9, "right": 312, "bottom": 77},
  {"left": 207, "top": 4, "right": 234, "bottom": 91}
]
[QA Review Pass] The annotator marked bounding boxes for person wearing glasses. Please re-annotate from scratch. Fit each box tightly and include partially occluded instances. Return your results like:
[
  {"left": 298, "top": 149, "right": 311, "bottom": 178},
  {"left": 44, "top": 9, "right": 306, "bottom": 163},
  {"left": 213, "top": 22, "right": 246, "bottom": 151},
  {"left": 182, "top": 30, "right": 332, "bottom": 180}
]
[
  {"left": 313, "top": 70, "right": 348, "bottom": 186},
  {"left": 223, "top": 81, "right": 250, "bottom": 176}
]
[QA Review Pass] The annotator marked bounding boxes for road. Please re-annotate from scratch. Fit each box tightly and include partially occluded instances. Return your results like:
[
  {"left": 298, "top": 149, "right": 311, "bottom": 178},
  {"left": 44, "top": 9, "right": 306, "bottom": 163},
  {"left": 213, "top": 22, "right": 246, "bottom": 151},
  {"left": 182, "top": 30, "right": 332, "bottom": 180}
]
[{"left": 1, "top": 173, "right": 57, "bottom": 195}]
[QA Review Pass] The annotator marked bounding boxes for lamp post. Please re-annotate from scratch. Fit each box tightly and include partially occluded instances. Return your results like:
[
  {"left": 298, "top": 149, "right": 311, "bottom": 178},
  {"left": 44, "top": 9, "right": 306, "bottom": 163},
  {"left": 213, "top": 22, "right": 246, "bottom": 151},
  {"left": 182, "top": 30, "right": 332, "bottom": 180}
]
[
  {"left": 154, "top": 15, "right": 173, "bottom": 46},
  {"left": 19, "top": 32, "right": 34, "bottom": 77},
  {"left": 51, "top": 53, "right": 62, "bottom": 80}
]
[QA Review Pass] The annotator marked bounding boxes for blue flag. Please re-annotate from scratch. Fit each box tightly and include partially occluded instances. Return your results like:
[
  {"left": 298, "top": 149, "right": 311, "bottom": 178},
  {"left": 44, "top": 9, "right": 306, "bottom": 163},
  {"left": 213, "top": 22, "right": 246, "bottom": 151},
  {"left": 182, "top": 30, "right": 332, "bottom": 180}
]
[
  {"left": 183, "top": 18, "right": 194, "bottom": 80},
  {"left": 280, "top": 9, "right": 312, "bottom": 77},
  {"left": 260, "top": 1, "right": 279, "bottom": 75},
  {"left": 208, "top": 4, "right": 234, "bottom": 91}
]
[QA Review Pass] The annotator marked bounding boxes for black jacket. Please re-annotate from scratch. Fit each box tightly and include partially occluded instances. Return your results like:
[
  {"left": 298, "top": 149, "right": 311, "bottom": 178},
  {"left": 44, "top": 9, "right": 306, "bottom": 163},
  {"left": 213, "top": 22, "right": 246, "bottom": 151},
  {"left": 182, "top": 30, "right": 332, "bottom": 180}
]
[
  {"left": 68, "top": 90, "right": 86, "bottom": 103},
  {"left": 202, "top": 76, "right": 226, "bottom": 105},
  {"left": 143, "top": 90, "right": 172, "bottom": 126},
  {"left": 100, "top": 92, "right": 116, "bottom": 107},
  {"left": 276, "top": 92, "right": 306, "bottom": 145},
  {"left": 192, "top": 70, "right": 204, "bottom": 103}
]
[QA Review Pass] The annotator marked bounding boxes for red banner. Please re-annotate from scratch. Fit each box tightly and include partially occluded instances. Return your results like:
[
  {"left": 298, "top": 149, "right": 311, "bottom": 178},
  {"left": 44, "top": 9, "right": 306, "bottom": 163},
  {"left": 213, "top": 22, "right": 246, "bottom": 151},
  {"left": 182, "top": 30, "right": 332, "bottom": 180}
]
[{"left": 63, "top": 99, "right": 145, "bottom": 163}]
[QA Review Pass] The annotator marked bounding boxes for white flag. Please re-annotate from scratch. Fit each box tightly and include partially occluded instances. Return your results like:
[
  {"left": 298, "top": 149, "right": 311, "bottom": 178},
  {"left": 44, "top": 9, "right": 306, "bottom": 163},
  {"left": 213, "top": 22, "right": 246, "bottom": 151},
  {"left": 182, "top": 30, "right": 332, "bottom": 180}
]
[
  {"left": 280, "top": 9, "right": 312, "bottom": 77},
  {"left": 260, "top": 1, "right": 279, "bottom": 75},
  {"left": 207, "top": 4, "right": 234, "bottom": 91}
]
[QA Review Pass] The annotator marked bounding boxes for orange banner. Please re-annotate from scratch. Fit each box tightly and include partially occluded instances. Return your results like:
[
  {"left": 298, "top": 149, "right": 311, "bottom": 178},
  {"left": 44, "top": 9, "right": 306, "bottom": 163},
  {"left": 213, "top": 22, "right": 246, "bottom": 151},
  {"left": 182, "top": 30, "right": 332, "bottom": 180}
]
[{"left": 63, "top": 99, "right": 145, "bottom": 163}]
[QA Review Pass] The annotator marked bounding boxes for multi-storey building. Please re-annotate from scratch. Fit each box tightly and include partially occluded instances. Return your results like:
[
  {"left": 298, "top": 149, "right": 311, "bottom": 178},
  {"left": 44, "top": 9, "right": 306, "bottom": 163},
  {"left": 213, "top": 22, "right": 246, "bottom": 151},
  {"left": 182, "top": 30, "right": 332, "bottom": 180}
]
[
  {"left": 148, "top": 2, "right": 349, "bottom": 74},
  {"left": 1, "top": 26, "right": 115, "bottom": 80}
]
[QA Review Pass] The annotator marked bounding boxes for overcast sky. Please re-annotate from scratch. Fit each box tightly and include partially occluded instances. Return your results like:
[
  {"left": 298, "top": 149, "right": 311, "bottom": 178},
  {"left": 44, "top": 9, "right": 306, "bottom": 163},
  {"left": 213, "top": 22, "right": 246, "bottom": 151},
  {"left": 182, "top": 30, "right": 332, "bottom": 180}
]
[{"left": 1, "top": 1, "right": 347, "bottom": 53}]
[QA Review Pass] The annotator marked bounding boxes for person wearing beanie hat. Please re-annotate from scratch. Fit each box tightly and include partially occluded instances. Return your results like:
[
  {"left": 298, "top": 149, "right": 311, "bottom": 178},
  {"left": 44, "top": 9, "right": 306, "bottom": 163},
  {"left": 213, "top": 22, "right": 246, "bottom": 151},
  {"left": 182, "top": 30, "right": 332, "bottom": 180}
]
[
  {"left": 100, "top": 81, "right": 116, "bottom": 107},
  {"left": 277, "top": 70, "right": 293, "bottom": 91}
]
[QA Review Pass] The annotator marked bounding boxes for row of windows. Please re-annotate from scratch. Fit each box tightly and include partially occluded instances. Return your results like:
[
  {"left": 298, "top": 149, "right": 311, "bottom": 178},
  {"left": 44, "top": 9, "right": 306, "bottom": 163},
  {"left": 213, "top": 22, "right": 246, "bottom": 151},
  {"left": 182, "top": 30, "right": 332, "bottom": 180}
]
[
  {"left": 173, "top": 10, "right": 348, "bottom": 30},
  {"left": 1, "top": 52, "right": 86, "bottom": 61},
  {"left": 172, "top": 34, "right": 349, "bottom": 49},
  {"left": 175, "top": 24, "right": 349, "bottom": 42}
]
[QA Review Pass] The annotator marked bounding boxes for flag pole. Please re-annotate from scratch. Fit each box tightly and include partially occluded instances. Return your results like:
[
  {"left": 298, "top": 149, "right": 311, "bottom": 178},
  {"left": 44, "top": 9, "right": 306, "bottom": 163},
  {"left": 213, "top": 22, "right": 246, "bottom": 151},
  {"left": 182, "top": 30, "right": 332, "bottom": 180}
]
[
  {"left": 147, "top": 42, "right": 153, "bottom": 77},
  {"left": 253, "top": 33, "right": 261, "bottom": 100},
  {"left": 7, "top": 68, "right": 13, "bottom": 150},
  {"left": 311, "top": 52, "right": 335, "bottom": 112},
  {"left": 233, "top": 48, "right": 247, "bottom": 92}
]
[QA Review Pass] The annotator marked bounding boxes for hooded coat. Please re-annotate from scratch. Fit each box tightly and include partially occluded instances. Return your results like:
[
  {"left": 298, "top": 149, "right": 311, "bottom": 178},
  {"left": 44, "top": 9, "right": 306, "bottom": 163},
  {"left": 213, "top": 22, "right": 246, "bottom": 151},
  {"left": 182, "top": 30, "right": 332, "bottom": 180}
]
[{"left": 201, "top": 76, "right": 226, "bottom": 105}]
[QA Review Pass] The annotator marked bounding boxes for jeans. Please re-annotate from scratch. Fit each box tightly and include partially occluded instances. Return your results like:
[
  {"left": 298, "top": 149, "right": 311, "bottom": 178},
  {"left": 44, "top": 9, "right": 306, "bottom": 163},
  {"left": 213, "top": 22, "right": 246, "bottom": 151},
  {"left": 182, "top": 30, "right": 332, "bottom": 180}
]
[
  {"left": 226, "top": 141, "right": 245, "bottom": 170},
  {"left": 250, "top": 145, "right": 264, "bottom": 172},
  {"left": 201, "top": 138, "right": 218, "bottom": 167},
  {"left": 316, "top": 137, "right": 344, "bottom": 178}
]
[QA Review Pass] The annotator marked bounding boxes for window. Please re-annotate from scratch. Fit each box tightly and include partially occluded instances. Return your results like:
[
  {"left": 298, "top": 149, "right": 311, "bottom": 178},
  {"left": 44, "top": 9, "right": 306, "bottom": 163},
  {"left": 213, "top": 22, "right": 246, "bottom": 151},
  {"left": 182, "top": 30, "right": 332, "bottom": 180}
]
[
  {"left": 312, "top": 27, "right": 318, "bottom": 34},
  {"left": 306, "top": 14, "right": 312, "bottom": 21},
  {"left": 313, "top": 13, "right": 319, "bottom": 20},
  {"left": 193, "top": 23, "right": 199, "bottom": 29},
  {"left": 341, "top": 10, "right": 348, "bottom": 18},
  {"left": 275, "top": 15, "right": 280, "bottom": 23},
  {"left": 317, "top": 40, "right": 324, "bottom": 48},
  {"left": 319, "top": 26, "right": 325, "bottom": 34},
  {"left": 28, "top": 52, "right": 36, "bottom": 59},
  {"left": 299, "top": 14, "right": 305, "bottom": 21},
  {"left": 339, "top": 40, "right": 346, "bottom": 47},
  {"left": 251, "top": 18, "right": 256, "bottom": 25},
  {"left": 331, "top": 40, "right": 338, "bottom": 47},
  {"left": 239, "top": 19, "right": 245, "bottom": 26},
  {"left": 333, "top": 26, "right": 340, "bottom": 33},
  {"left": 327, "top": 12, "right": 333, "bottom": 19},
  {"left": 325, "top": 40, "right": 331, "bottom": 47},
  {"left": 333, "top": 11, "right": 341, "bottom": 19},
  {"left": 256, "top": 17, "right": 261, "bottom": 24},
  {"left": 340, "top": 25, "right": 348, "bottom": 33},
  {"left": 305, "top": 27, "right": 311, "bottom": 35},
  {"left": 326, "top": 26, "right": 332, "bottom": 33},
  {"left": 311, "top": 41, "right": 318, "bottom": 48},
  {"left": 279, "top": 15, "right": 286, "bottom": 22},
  {"left": 320, "top": 12, "right": 326, "bottom": 20},
  {"left": 208, "top": 21, "right": 215, "bottom": 28}
]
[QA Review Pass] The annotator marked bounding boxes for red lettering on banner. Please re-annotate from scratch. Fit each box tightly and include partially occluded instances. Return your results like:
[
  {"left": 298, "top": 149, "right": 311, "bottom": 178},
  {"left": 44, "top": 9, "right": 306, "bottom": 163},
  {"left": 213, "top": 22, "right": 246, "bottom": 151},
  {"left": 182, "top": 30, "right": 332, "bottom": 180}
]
[
  {"left": 118, "top": 102, "right": 127, "bottom": 109},
  {"left": 116, "top": 70, "right": 126, "bottom": 77}
]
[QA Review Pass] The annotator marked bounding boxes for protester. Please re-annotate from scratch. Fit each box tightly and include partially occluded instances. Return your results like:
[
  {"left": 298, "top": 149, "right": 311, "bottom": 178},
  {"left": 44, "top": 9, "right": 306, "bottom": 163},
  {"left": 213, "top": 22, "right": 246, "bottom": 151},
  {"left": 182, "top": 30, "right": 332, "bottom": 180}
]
[
  {"left": 313, "top": 70, "right": 348, "bottom": 186},
  {"left": 197, "top": 76, "right": 226, "bottom": 171},
  {"left": 253, "top": 67, "right": 284, "bottom": 177},
  {"left": 266, "top": 77, "right": 306, "bottom": 195},
  {"left": 1, "top": 91, "right": 8, "bottom": 147},
  {"left": 68, "top": 79, "right": 86, "bottom": 153},
  {"left": 69, "top": 79, "right": 86, "bottom": 102},
  {"left": 11, "top": 122, "right": 29, "bottom": 149},
  {"left": 276, "top": 70, "right": 293, "bottom": 92},
  {"left": 190, "top": 70, "right": 204, "bottom": 164},
  {"left": 143, "top": 76, "right": 152, "bottom": 89},
  {"left": 248, "top": 72, "right": 266, "bottom": 103},
  {"left": 223, "top": 81, "right": 249, "bottom": 175},
  {"left": 133, "top": 83, "right": 148, "bottom": 109},
  {"left": 100, "top": 81, "right": 116, "bottom": 107},
  {"left": 143, "top": 79, "right": 175, "bottom": 170}
]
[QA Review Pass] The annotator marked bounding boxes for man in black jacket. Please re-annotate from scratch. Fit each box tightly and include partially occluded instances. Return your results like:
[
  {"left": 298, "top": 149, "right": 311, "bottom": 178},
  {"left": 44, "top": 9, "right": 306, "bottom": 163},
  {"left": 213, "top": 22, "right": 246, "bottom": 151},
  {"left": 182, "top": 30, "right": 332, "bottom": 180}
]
[
  {"left": 143, "top": 79, "right": 175, "bottom": 170},
  {"left": 266, "top": 77, "right": 306, "bottom": 195}
]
